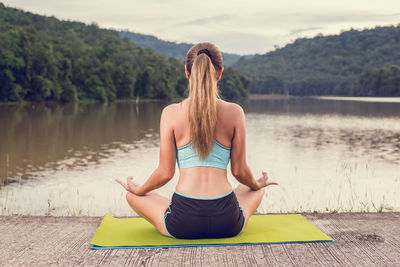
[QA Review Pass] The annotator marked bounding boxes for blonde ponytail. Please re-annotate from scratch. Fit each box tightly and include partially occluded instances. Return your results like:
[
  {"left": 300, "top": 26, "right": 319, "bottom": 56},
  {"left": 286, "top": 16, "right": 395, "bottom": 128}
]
[{"left": 186, "top": 43, "right": 223, "bottom": 160}]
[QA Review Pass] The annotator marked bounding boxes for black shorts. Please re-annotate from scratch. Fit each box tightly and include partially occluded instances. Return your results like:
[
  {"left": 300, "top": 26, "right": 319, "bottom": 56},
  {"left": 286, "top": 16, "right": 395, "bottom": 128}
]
[{"left": 164, "top": 190, "right": 246, "bottom": 239}]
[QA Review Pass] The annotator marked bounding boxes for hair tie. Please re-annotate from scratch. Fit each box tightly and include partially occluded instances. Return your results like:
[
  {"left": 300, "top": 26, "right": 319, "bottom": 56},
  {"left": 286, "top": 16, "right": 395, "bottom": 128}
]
[{"left": 197, "top": 49, "right": 212, "bottom": 58}]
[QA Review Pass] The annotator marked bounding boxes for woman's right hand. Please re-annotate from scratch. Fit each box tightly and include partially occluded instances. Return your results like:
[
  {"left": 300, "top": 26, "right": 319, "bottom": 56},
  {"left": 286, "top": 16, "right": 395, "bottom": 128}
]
[
  {"left": 115, "top": 176, "right": 142, "bottom": 195},
  {"left": 256, "top": 171, "right": 278, "bottom": 189}
]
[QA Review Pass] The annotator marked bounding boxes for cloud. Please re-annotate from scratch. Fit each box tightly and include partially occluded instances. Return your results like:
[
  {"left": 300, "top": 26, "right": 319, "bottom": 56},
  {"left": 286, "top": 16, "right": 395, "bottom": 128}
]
[
  {"left": 289, "top": 27, "right": 322, "bottom": 35},
  {"left": 185, "top": 31, "right": 276, "bottom": 55},
  {"left": 285, "top": 11, "right": 400, "bottom": 25},
  {"left": 174, "top": 14, "right": 235, "bottom": 27},
  {"left": 3, "top": 0, "right": 400, "bottom": 54}
]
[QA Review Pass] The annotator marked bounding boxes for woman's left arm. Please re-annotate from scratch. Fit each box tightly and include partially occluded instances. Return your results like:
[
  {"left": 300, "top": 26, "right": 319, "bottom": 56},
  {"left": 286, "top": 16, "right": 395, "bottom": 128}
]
[{"left": 118, "top": 104, "right": 176, "bottom": 196}]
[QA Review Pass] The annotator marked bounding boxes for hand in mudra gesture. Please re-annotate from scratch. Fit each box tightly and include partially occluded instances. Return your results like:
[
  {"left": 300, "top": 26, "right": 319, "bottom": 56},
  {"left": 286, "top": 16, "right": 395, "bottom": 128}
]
[
  {"left": 115, "top": 176, "right": 142, "bottom": 195},
  {"left": 256, "top": 171, "right": 278, "bottom": 189}
]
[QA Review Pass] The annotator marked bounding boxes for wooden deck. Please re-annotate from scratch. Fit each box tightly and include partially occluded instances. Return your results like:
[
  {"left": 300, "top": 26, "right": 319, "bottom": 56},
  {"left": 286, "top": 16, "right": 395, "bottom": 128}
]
[{"left": 1, "top": 213, "right": 399, "bottom": 266}]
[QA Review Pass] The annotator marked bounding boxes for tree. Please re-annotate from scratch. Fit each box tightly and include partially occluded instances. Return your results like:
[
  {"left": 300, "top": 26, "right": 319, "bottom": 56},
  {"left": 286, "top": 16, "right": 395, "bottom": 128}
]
[
  {"left": 352, "top": 65, "right": 400, "bottom": 96},
  {"left": 219, "top": 67, "right": 249, "bottom": 99},
  {"left": 0, "top": 69, "right": 21, "bottom": 101}
]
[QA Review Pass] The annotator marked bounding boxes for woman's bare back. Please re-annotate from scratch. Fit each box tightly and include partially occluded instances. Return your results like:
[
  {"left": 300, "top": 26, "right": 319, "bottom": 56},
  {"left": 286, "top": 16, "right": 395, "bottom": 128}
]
[{"left": 169, "top": 99, "right": 238, "bottom": 197}]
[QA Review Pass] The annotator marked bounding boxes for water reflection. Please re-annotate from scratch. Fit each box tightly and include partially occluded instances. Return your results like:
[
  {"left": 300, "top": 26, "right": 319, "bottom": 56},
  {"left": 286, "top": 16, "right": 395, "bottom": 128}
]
[
  {"left": 243, "top": 97, "right": 400, "bottom": 117},
  {"left": 244, "top": 97, "right": 400, "bottom": 163},
  {"left": 1, "top": 98, "right": 400, "bottom": 181},
  {"left": 0, "top": 101, "right": 167, "bottom": 181}
]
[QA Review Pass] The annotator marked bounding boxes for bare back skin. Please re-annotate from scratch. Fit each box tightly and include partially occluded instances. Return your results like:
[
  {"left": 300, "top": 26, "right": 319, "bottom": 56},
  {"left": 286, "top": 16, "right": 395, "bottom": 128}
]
[{"left": 172, "top": 99, "right": 235, "bottom": 197}]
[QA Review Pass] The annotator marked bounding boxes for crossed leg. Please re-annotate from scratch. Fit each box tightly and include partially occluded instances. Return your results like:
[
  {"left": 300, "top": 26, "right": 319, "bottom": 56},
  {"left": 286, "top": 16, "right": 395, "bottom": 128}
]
[
  {"left": 125, "top": 191, "right": 171, "bottom": 237},
  {"left": 234, "top": 184, "right": 265, "bottom": 229}
]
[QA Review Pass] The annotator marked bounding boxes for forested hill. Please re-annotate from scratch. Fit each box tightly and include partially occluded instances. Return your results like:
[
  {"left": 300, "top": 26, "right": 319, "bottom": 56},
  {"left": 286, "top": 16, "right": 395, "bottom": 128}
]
[
  {"left": 118, "top": 31, "right": 252, "bottom": 66},
  {"left": 0, "top": 3, "right": 249, "bottom": 102},
  {"left": 234, "top": 25, "right": 400, "bottom": 96}
]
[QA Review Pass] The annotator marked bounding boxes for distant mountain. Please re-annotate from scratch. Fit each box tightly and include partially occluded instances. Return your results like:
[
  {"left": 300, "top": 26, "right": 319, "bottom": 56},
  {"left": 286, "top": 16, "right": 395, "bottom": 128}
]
[
  {"left": 233, "top": 25, "right": 400, "bottom": 96},
  {"left": 0, "top": 3, "right": 249, "bottom": 102},
  {"left": 118, "top": 31, "right": 253, "bottom": 66}
]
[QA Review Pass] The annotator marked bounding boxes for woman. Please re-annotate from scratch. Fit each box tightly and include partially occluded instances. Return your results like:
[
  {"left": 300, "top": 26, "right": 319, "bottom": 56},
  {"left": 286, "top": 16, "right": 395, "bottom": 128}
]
[{"left": 116, "top": 42, "right": 278, "bottom": 239}]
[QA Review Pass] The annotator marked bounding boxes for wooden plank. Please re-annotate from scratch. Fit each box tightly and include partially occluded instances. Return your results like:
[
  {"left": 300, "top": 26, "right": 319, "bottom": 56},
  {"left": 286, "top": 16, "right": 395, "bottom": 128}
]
[{"left": 0, "top": 213, "right": 399, "bottom": 266}]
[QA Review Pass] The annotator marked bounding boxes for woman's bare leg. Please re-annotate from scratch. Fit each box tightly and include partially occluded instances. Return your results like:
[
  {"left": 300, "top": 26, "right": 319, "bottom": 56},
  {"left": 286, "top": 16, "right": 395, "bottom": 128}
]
[
  {"left": 125, "top": 191, "right": 171, "bottom": 237},
  {"left": 234, "top": 184, "right": 265, "bottom": 228}
]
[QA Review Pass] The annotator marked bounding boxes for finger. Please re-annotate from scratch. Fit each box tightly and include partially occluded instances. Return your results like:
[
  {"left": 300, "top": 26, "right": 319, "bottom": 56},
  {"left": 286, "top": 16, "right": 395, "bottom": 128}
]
[
  {"left": 127, "top": 180, "right": 140, "bottom": 195},
  {"left": 130, "top": 183, "right": 140, "bottom": 188},
  {"left": 127, "top": 178, "right": 138, "bottom": 186},
  {"left": 117, "top": 182, "right": 128, "bottom": 191},
  {"left": 119, "top": 183, "right": 129, "bottom": 191},
  {"left": 267, "top": 182, "right": 279, "bottom": 186},
  {"left": 115, "top": 178, "right": 124, "bottom": 185},
  {"left": 115, "top": 179, "right": 129, "bottom": 190}
]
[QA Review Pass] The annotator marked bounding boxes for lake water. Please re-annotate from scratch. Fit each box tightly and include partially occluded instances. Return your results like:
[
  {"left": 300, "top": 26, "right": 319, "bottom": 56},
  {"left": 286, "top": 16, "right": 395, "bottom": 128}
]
[{"left": 1, "top": 97, "right": 399, "bottom": 215}]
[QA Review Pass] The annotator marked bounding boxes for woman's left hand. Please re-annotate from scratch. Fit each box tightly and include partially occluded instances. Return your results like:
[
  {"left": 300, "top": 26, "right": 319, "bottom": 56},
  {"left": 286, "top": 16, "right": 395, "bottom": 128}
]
[
  {"left": 256, "top": 171, "right": 278, "bottom": 189},
  {"left": 115, "top": 176, "right": 141, "bottom": 195}
]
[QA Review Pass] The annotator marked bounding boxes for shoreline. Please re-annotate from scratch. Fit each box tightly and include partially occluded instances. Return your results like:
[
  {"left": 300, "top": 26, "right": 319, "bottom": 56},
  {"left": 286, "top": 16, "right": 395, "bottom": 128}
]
[
  {"left": 248, "top": 94, "right": 294, "bottom": 99},
  {"left": 312, "top": 95, "right": 400, "bottom": 103},
  {"left": 2, "top": 95, "right": 400, "bottom": 106},
  {"left": 249, "top": 94, "right": 400, "bottom": 102}
]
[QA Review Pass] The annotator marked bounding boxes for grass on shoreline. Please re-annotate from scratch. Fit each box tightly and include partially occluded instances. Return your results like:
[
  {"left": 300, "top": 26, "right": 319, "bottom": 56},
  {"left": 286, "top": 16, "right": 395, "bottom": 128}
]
[
  {"left": 0, "top": 194, "right": 394, "bottom": 217},
  {"left": 1, "top": 159, "right": 397, "bottom": 216}
]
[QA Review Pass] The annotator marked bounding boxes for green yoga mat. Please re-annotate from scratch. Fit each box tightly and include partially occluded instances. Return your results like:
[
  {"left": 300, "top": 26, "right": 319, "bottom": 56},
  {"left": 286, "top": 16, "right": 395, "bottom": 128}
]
[
  {"left": 90, "top": 214, "right": 333, "bottom": 249},
  {"left": 90, "top": 213, "right": 333, "bottom": 249}
]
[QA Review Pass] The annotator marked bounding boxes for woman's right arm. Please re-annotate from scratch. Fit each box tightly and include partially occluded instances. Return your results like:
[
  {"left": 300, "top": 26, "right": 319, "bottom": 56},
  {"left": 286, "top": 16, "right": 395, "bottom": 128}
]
[
  {"left": 230, "top": 104, "right": 264, "bottom": 190},
  {"left": 116, "top": 104, "right": 176, "bottom": 195}
]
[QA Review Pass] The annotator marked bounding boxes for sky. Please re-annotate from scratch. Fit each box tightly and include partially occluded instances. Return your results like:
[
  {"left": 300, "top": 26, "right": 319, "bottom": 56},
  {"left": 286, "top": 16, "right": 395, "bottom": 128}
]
[{"left": 2, "top": 0, "right": 400, "bottom": 55}]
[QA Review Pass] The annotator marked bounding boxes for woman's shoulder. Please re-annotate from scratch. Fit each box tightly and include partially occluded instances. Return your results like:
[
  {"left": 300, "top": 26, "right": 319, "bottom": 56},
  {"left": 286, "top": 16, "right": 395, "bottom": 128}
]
[
  {"left": 216, "top": 99, "right": 245, "bottom": 130},
  {"left": 161, "top": 103, "right": 179, "bottom": 117},
  {"left": 217, "top": 99, "right": 245, "bottom": 116},
  {"left": 160, "top": 102, "right": 186, "bottom": 123}
]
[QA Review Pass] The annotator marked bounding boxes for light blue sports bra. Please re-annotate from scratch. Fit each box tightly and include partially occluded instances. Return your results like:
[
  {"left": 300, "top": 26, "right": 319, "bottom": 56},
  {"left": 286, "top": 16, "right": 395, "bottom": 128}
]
[{"left": 176, "top": 140, "right": 231, "bottom": 169}]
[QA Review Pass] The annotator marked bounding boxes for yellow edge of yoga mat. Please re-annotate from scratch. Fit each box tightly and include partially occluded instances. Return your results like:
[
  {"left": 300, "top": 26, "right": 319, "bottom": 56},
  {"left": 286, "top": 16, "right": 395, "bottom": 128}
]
[{"left": 90, "top": 214, "right": 333, "bottom": 248}]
